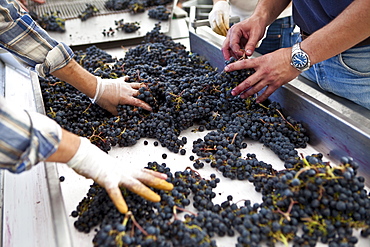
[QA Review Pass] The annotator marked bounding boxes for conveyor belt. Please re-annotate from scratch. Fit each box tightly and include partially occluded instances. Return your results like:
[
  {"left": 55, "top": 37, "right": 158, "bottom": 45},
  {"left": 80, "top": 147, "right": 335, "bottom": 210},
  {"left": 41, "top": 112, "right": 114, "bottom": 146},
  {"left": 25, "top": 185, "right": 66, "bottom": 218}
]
[
  {"left": 27, "top": 0, "right": 120, "bottom": 20},
  {"left": 27, "top": 0, "right": 173, "bottom": 48}
]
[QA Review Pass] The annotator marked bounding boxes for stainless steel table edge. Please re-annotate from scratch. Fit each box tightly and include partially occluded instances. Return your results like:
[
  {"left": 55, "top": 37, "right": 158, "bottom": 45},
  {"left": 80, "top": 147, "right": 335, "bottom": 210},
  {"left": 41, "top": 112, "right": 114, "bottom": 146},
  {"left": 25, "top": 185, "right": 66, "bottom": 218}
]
[
  {"left": 0, "top": 58, "right": 5, "bottom": 247},
  {"left": 269, "top": 80, "right": 370, "bottom": 185},
  {"left": 31, "top": 71, "right": 74, "bottom": 247}
]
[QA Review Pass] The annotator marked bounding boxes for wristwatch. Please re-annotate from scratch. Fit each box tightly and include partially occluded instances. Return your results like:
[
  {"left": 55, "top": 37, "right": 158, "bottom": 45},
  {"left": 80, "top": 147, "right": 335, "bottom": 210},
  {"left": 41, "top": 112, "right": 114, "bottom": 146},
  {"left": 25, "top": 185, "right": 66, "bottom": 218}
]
[{"left": 291, "top": 43, "right": 311, "bottom": 72}]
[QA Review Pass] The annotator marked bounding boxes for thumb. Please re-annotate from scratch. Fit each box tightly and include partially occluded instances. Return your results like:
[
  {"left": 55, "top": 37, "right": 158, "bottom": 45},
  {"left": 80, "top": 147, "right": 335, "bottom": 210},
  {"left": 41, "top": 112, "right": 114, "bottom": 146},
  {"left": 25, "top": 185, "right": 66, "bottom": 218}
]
[{"left": 243, "top": 34, "right": 261, "bottom": 56}]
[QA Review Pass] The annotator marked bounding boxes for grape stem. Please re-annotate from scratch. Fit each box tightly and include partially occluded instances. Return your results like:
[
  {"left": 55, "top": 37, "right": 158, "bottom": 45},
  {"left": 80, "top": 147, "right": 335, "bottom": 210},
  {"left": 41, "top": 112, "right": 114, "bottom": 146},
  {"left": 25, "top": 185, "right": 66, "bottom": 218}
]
[
  {"left": 231, "top": 133, "right": 238, "bottom": 145},
  {"left": 275, "top": 199, "right": 297, "bottom": 221},
  {"left": 172, "top": 205, "right": 198, "bottom": 220}
]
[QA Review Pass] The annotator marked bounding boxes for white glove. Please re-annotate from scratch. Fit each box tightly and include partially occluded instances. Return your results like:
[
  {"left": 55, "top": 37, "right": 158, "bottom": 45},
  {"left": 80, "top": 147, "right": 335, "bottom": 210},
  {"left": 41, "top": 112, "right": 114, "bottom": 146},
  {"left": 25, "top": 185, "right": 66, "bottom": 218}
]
[
  {"left": 67, "top": 137, "right": 173, "bottom": 213},
  {"left": 208, "top": 1, "right": 230, "bottom": 36},
  {"left": 92, "top": 76, "right": 152, "bottom": 115}
]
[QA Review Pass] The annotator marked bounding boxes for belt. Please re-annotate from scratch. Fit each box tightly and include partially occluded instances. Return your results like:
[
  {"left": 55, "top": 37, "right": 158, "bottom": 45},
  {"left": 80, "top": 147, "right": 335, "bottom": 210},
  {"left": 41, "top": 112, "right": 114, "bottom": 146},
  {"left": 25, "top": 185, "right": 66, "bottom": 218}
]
[{"left": 300, "top": 31, "right": 370, "bottom": 48}]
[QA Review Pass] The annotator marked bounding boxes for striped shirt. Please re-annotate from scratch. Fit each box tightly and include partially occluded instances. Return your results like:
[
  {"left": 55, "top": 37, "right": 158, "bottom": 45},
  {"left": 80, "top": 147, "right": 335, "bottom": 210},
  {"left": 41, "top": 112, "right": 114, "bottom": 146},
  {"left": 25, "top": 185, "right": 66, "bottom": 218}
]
[
  {"left": 0, "top": 0, "right": 74, "bottom": 77},
  {"left": 0, "top": 97, "right": 62, "bottom": 173},
  {"left": 0, "top": 0, "right": 73, "bottom": 172}
]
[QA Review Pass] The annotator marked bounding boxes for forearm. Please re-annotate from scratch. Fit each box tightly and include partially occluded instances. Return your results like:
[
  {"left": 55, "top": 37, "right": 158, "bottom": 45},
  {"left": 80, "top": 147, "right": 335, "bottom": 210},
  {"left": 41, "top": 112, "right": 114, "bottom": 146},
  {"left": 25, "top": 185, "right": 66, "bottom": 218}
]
[
  {"left": 252, "top": 0, "right": 291, "bottom": 27},
  {"left": 0, "top": 0, "right": 74, "bottom": 75},
  {"left": 46, "top": 129, "right": 80, "bottom": 163},
  {"left": 51, "top": 59, "right": 98, "bottom": 99},
  {"left": 301, "top": 0, "right": 370, "bottom": 65}
]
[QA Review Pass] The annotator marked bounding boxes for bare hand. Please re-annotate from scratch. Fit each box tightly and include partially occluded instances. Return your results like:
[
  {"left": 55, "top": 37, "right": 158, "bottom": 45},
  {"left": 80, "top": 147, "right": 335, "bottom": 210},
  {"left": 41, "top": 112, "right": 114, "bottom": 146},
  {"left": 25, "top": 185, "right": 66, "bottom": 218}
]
[
  {"left": 222, "top": 17, "right": 267, "bottom": 59},
  {"left": 224, "top": 48, "right": 301, "bottom": 103}
]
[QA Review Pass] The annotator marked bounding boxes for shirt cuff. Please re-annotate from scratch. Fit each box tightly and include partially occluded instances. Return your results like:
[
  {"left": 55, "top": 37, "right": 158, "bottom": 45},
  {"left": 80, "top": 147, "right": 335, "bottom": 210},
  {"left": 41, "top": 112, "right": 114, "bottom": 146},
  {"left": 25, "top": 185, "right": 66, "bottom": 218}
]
[
  {"left": 35, "top": 42, "right": 74, "bottom": 77},
  {"left": 12, "top": 111, "right": 62, "bottom": 173}
]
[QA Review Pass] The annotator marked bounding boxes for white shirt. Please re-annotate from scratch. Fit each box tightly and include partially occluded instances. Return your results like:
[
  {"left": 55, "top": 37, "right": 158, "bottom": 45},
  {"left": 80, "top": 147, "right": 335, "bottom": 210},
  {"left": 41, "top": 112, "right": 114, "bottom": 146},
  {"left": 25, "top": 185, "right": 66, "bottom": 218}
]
[{"left": 229, "top": 0, "right": 292, "bottom": 21}]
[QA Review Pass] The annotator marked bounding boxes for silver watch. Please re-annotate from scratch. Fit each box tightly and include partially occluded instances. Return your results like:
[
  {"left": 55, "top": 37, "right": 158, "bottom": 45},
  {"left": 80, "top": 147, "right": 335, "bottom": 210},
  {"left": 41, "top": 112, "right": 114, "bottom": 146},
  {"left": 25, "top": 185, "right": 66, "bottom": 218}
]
[{"left": 291, "top": 43, "right": 311, "bottom": 72}]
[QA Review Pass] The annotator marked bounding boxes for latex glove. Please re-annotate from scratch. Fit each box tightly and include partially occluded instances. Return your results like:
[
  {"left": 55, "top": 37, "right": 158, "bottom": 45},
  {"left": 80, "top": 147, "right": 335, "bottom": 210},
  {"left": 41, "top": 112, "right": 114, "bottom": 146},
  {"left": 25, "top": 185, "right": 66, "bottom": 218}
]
[
  {"left": 67, "top": 137, "right": 173, "bottom": 213},
  {"left": 208, "top": 1, "right": 230, "bottom": 36},
  {"left": 92, "top": 77, "right": 152, "bottom": 115}
]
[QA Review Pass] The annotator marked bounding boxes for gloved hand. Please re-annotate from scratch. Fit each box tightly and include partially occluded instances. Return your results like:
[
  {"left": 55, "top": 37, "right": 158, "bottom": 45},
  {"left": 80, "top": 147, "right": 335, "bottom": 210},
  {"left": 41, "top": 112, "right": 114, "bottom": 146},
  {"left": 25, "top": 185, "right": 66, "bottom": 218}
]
[
  {"left": 67, "top": 137, "right": 173, "bottom": 213},
  {"left": 92, "top": 77, "right": 152, "bottom": 115},
  {"left": 208, "top": 1, "right": 230, "bottom": 36}
]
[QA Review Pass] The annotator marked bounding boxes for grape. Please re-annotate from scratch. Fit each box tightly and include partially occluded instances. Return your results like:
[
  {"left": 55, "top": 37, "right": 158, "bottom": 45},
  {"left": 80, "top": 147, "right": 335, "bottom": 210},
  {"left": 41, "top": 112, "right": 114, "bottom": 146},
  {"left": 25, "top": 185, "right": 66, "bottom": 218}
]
[
  {"left": 148, "top": 6, "right": 170, "bottom": 20},
  {"left": 114, "top": 19, "right": 141, "bottom": 33},
  {"left": 78, "top": 4, "right": 99, "bottom": 21},
  {"left": 31, "top": 11, "right": 66, "bottom": 32}
]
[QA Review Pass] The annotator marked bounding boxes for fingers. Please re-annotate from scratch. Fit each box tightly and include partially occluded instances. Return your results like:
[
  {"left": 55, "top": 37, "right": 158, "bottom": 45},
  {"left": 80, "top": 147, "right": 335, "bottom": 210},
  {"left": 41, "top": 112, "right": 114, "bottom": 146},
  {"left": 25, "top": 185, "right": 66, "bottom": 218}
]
[
  {"left": 255, "top": 84, "right": 279, "bottom": 103},
  {"left": 215, "top": 13, "right": 228, "bottom": 36},
  {"left": 141, "top": 177, "right": 174, "bottom": 191},
  {"left": 243, "top": 35, "right": 261, "bottom": 56},
  {"left": 224, "top": 58, "right": 254, "bottom": 73},
  {"left": 231, "top": 70, "right": 262, "bottom": 97},
  {"left": 228, "top": 27, "right": 248, "bottom": 58},
  {"left": 222, "top": 35, "right": 236, "bottom": 60},
  {"left": 218, "top": 21, "right": 229, "bottom": 36},
  {"left": 126, "top": 98, "right": 152, "bottom": 111},
  {"left": 106, "top": 186, "right": 129, "bottom": 214},
  {"left": 238, "top": 78, "right": 265, "bottom": 99},
  {"left": 128, "top": 82, "right": 145, "bottom": 90},
  {"left": 212, "top": 22, "right": 226, "bottom": 36},
  {"left": 124, "top": 179, "right": 162, "bottom": 202},
  {"left": 142, "top": 168, "right": 168, "bottom": 179},
  {"left": 139, "top": 169, "right": 174, "bottom": 191},
  {"left": 223, "top": 27, "right": 245, "bottom": 59}
]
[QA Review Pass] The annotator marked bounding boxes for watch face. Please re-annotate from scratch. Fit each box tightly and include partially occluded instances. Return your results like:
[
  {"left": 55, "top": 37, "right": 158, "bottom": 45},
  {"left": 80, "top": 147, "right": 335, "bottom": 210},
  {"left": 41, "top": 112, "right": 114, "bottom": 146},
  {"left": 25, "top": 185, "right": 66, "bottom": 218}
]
[{"left": 292, "top": 52, "right": 309, "bottom": 69}]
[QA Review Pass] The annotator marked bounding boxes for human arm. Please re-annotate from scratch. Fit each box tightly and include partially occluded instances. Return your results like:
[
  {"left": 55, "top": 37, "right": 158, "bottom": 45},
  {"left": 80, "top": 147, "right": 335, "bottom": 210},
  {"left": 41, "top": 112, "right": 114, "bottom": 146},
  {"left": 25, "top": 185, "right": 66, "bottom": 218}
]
[
  {"left": 223, "top": 0, "right": 370, "bottom": 103},
  {"left": 53, "top": 130, "right": 173, "bottom": 214},
  {"left": 0, "top": 0, "right": 151, "bottom": 115},
  {"left": 0, "top": 96, "right": 172, "bottom": 213},
  {"left": 51, "top": 60, "right": 152, "bottom": 115}
]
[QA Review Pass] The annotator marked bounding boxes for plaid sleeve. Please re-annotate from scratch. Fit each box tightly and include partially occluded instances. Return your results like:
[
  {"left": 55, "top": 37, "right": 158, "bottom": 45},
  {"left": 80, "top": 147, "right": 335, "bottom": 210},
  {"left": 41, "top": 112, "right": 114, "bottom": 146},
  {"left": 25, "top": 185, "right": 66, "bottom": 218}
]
[
  {"left": 0, "top": 0, "right": 74, "bottom": 77},
  {"left": 0, "top": 97, "right": 61, "bottom": 173}
]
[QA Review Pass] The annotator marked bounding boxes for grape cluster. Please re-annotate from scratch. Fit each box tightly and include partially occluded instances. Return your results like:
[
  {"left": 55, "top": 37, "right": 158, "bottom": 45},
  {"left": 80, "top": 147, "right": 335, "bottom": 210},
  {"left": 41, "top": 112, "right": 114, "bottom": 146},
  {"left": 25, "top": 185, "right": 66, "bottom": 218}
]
[
  {"left": 30, "top": 11, "right": 66, "bottom": 32},
  {"left": 39, "top": 24, "right": 370, "bottom": 246},
  {"left": 78, "top": 4, "right": 100, "bottom": 21},
  {"left": 114, "top": 19, "right": 141, "bottom": 33},
  {"left": 148, "top": 6, "right": 170, "bottom": 20}
]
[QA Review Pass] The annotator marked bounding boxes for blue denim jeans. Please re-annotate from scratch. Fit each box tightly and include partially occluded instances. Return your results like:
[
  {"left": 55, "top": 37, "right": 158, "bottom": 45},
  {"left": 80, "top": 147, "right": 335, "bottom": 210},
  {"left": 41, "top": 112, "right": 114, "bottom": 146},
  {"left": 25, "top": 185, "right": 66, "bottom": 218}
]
[
  {"left": 255, "top": 16, "right": 299, "bottom": 55},
  {"left": 301, "top": 44, "right": 370, "bottom": 110}
]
